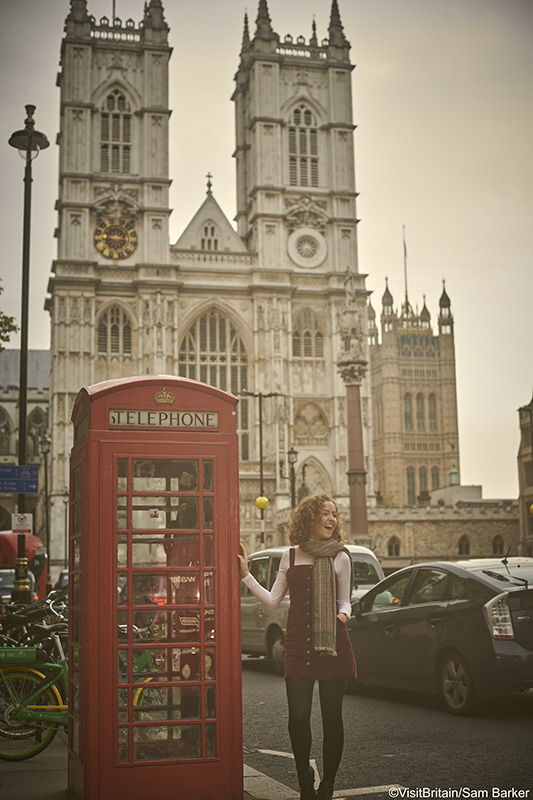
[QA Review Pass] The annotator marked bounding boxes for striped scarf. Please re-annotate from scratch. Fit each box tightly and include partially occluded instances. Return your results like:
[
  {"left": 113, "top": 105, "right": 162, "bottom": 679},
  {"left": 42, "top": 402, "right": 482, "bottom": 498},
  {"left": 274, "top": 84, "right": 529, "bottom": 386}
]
[{"left": 299, "top": 539, "right": 353, "bottom": 656}]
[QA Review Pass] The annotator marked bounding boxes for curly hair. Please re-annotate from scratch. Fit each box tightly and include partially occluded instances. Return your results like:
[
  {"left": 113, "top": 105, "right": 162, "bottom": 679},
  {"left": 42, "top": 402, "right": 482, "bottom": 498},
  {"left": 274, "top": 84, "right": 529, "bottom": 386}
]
[{"left": 288, "top": 493, "right": 345, "bottom": 545}]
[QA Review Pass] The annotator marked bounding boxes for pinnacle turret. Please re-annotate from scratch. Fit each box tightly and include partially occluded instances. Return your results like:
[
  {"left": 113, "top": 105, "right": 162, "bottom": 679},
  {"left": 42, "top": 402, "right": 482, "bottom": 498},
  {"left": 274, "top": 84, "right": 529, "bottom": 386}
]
[
  {"left": 255, "top": 0, "right": 275, "bottom": 39},
  {"left": 328, "top": 0, "right": 350, "bottom": 50},
  {"left": 241, "top": 12, "right": 250, "bottom": 52}
]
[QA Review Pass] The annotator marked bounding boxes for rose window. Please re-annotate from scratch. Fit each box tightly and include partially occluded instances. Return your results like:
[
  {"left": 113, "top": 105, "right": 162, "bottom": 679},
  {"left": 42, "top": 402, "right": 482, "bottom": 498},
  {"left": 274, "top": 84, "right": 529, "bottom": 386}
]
[{"left": 296, "top": 236, "right": 318, "bottom": 259}]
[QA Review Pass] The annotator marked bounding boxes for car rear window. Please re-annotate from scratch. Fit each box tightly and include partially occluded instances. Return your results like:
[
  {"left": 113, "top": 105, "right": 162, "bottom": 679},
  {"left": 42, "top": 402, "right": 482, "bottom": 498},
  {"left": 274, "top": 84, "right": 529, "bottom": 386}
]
[{"left": 352, "top": 555, "right": 381, "bottom": 585}]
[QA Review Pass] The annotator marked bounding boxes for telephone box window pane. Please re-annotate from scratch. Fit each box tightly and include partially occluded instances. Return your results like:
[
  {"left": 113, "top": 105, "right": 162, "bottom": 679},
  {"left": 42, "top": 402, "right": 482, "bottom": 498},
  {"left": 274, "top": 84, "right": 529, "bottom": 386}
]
[
  {"left": 204, "top": 608, "right": 215, "bottom": 642},
  {"left": 168, "top": 498, "right": 199, "bottom": 529},
  {"left": 206, "top": 723, "right": 217, "bottom": 757},
  {"left": 73, "top": 503, "right": 80, "bottom": 535},
  {"left": 203, "top": 460, "right": 213, "bottom": 492},
  {"left": 117, "top": 495, "right": 127, "bottom": 529},
  {"left": 72, "top": 574, "right": 80, "bottom": 606},
  {"left": 170, "top": 572, "right": 200, "bottom": 604},
  {"left": 117, "top": 574, "right": 128, "bottom": 606},
  {"left": 117, "top": 535, "right": 128, "bottom": 567},
  {"left": 204, "top": 535, "right": 214, "bottom": 566},
  {"left": 131, "top": 572, "right": 165, "bottom": 606},
  {"left": 117, "top": 608, "right": 128, "bottom": 632},
  {"left": 71, "top": 609, "right": 80, "bottom": 642},
  {"left": 133, "top": 725, "right": 201, "bottom": 761},
  {"left": 118, "top": 728, "right": 128, "bottom": 762},
  {"left": 73, "top": 466, "right": 81, "bottom": 500},
  {"left": 133, "top": 686, "right": 201, "bottom": 722},
  {"left": 205, "top": 646, "right": 216, "bottom": 680},
  {"left": 204, "top": 571, "right": 215, "bottom": 603},
  {"left": 172, "top": 647, "right": 201, "bottom": 681},
  {"left": 203, "top": 497, "right": 214, "bottom": 528},
  {"left": 118, "top": 650, "right": 128, "bottom": 682},
  {"left": 163, "top": 534, "right": 200, "bottom": 567},
  {"left": 117, "top": 689, "right": 128, "bottom": 722},
  {"left": 132, "top": 459, "right": 198, "bottom": 492},
  {"left": 71, "top": 646, "right": 80, "bottom": 679},
  {"left": 206, "top": 685, "right": 216, "bottom": 718},
  {"left": 131, "top": 609, "right": 201, "bottom": 644},
  {"left": 73, "top": 539, "right": 80, "bottom": 570},
  {"left": 174, "top": 610, "right": 201, "bottom": 643},
  {"left": 117, "top": 459, "right": 128, "bottom": 490},
  {"left": 71, "top": 721, "right": 80, "bottom": 756}
]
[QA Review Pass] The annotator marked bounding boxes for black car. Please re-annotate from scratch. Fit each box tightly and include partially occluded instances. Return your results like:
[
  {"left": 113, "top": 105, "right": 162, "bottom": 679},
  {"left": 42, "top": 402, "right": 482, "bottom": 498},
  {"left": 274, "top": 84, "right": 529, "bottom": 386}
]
[{"left": 348, "top": 557, "right": 533, "bottom": 715}]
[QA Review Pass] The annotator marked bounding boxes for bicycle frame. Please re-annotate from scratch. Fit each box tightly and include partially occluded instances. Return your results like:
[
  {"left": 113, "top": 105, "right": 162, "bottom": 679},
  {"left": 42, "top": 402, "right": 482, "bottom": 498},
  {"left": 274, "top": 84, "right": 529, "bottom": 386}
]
[{"left": 0, "top": 645, "right": 68, "bottom": 727}]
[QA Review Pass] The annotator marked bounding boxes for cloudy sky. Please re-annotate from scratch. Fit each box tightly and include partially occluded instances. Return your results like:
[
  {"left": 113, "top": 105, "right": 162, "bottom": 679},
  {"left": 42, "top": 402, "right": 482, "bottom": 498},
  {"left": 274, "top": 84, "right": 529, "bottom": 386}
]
[{"left": 0, "top": 0, "right": 531, "bottom": 499}]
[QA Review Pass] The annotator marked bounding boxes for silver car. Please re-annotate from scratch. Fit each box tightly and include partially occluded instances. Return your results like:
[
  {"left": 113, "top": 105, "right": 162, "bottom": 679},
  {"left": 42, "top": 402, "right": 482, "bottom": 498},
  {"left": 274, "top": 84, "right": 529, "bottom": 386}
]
[{"left": 241, "top": 545, "right": 384, "bottom": 674}]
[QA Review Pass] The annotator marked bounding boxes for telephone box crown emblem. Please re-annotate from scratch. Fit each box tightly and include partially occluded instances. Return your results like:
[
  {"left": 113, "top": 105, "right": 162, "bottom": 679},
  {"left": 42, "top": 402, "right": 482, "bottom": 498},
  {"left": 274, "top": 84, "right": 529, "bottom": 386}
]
[{"left": 154, "top": 387, "right": 175, "bottom": 405}]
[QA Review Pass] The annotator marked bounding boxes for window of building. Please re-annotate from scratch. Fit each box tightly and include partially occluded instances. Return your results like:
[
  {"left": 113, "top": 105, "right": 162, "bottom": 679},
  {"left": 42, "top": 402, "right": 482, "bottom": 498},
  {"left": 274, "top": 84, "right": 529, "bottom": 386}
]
[
  {"left": 416, "top": 393, "right": 425, "bottom": 431},
  {"left": 492, "top": 535, "right": 504, "bottom": 556},
  {"left": 288, "top": 105, "right": 318, "bottom": 187},
  {"left": 387, "top": 536, "right": 400, "bottom": 557},
  {"left": 100, "top": 89, "right": 132, "bottom": 173},
  {"left": 0, "top": 409, "right": 11, "bottom": 456},
  {"left": 419, "top": 466, "right": 427, "bottom": 492},
  {"left": 524, "top": 460, "right": 533, "bottom": 488},
  {"left": 404, "top": 393, "right": 413, "bottom": 431},
  {"left": 458, "top": 535, "right": 470, "bottom": 556},
  {"left": 407, "top": 466, "right": 415, "bottom": 505},
  {"left": 431, "top": 466, "right": 440, "bottom": 490},
  {"left": 292, "top": 310, "right": 324, "bottom": 360},
  {"left": 98, "top": 306, "right": 132, "bottom": 355},
  {"left": 428, "top": 393, "right": 437, "bottom": 431},
  {"left": 178, "top": 310, "right": 249, "bottom": 459},
  {"left": 200, "top": 222, "right": 219, "bottom": 251}
]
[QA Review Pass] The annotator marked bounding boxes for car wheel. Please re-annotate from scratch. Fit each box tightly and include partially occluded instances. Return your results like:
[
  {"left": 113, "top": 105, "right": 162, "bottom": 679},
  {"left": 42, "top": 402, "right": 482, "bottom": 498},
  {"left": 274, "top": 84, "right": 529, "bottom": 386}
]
[
  {"left": 268, "top": 630, "right": 285, "bottom": 676},
  {"left": 439, "top": 651, "right": 476, "bottom": 716}
]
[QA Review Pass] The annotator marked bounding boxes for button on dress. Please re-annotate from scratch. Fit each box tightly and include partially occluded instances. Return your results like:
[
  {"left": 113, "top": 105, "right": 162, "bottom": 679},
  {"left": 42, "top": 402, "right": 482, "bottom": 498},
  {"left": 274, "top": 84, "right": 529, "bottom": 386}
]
[{"left": 284, "top": 548, "right": 357, "bottom": 681}]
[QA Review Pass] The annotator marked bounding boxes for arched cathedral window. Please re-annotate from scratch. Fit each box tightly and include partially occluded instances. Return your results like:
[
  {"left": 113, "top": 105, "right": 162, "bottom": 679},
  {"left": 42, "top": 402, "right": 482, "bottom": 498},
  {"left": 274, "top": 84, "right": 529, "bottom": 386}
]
[
  {"left": 179, "top": 310, "right": 249, "bottom": 459},
  {"left": 431, "top": 465, "right": 440, "bottom": 490},
  {"left": 492, "top": 535, "right": 504, "bottom": 556},
  {"left": 98, "top": 306, "right": 132, "bottom": 355},
  {"left": 428, "top": 393, "right": 437, "bottom": 431},
  {"left": 387, "top": 536, "right": 400, "bottom": 557},
  {"left": 406, "top": 466, "right": 415, "bottom": 505},
  {"left": 403, "top": 393, "right": 413, "bottom": 431},
  {"left": 100, "top": 89, "right": 132, "bottom": 173},
  {"left": 292, "top": 310, "right": 324, "bottom": 360},
  {"left": 0, "top": 409, "right": 11, "bottom": 456},
  {"left": 27, "top": 407, "right": 47, "bottom": 459},
  {"left": 288, "top": 105, "right": 318, "bottom": 187},
  {"left": 458, "top": 535, "right": 470, "bottom": 556}
]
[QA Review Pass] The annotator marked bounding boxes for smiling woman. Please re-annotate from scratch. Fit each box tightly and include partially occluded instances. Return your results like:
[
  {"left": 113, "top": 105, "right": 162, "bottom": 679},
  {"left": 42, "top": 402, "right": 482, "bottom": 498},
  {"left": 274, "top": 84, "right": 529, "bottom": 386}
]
[{"left": 237, "top": 493, "right": 356, "bottom": 800}]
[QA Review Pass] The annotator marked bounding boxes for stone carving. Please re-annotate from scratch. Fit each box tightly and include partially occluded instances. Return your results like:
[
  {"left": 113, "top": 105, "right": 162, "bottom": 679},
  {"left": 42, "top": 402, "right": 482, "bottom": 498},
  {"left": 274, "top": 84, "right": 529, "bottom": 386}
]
[
  {"left": 337, "top": 269, "right": 368, "bottom": 385},
  {"left": 94, "top": 182, "right": 139, "bottom": 217},
  {"left": 284, "top": 195, "right": 329, "bottom": 233}
]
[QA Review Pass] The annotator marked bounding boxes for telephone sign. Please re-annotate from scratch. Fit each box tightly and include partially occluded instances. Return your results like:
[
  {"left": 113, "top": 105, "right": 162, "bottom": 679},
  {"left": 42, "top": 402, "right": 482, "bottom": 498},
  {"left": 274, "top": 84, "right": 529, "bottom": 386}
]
[{"left": 68, "top": 376, "right": 242, "bottom": 800}]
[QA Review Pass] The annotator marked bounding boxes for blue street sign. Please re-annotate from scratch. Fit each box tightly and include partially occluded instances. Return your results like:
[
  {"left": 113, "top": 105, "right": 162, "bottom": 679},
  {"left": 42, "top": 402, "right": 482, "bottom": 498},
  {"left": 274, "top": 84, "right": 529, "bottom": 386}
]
[{"left": 0, "top": 465, "right": 39, "bottom": 494}]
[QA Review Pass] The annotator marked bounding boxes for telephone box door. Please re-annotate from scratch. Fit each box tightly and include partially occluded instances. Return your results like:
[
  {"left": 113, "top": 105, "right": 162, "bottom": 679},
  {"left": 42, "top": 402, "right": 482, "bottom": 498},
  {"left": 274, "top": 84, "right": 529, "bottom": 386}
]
[{"left": 97, "top": 441, "right": 241, "bottom": 797}]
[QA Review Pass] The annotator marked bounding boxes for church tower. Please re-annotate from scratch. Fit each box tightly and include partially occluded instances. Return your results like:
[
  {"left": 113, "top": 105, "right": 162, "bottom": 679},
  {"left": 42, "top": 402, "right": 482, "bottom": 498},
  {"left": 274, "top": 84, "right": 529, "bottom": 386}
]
[
  {"left": 46, "top": 0, "right": 173, "bottom": 566},
  {"left": 369, "top": 281, "right": 460, "bottom": 506},
  {"left": 230, "top": 0, "right": 373, "bottom": 534}
]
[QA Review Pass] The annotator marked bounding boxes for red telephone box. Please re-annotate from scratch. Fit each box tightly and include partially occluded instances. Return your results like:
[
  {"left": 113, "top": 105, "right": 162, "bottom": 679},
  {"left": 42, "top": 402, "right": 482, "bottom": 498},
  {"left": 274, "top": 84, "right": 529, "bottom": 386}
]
[{"left": 68, "top": 376, "right": 243, "bottom": 800}]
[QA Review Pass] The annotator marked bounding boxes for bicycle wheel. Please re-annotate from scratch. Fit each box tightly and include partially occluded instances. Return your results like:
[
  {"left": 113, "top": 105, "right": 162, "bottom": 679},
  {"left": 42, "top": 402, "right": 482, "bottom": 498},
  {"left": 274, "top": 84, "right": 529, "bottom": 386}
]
[
  {"left": 0, "top": 667, "right": 63, "bottom": 761},
  {"left": 133, "top": 680, "right": 167, "bottom": 722}
]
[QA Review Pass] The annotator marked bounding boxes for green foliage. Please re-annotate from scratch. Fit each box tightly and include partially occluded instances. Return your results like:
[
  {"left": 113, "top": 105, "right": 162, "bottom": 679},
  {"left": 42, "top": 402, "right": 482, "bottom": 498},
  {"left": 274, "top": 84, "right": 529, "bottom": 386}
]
[{"left": 0, "top": 281, "right": 18, "bottom": 351}]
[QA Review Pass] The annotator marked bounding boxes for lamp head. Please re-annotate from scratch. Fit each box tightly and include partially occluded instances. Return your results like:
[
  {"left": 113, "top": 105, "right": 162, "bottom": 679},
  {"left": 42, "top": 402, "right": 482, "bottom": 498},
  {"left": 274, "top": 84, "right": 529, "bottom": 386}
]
[{"left": 9, "top": 104, "right": 50, "bottom": 155}]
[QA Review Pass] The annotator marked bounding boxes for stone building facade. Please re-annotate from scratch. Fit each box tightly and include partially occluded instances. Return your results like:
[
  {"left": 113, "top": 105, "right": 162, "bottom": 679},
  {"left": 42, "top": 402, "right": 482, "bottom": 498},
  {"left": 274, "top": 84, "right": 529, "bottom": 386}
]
[
  {"left": 518, "top": 395, "right": 533, "bottom": 555},
  {"left": 45, "top": 0, "right": 373, "bottom": 572},
  {"left": 0, "top": 350, "right": 50, "bottom": 539}
]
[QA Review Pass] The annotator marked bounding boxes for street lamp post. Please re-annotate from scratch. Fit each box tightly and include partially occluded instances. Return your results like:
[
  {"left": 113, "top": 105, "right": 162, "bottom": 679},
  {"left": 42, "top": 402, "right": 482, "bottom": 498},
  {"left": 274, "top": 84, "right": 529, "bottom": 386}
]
[
  {"left": 9, "top": 105, "right": 49, "bottom": 603},
  {"left": 40, "top": 435, "right": 52, "bottom": 593},
  {"left": 241, "top": 390, "right": 281, "bottom": 548},
  {"left": 280, "top": 446, "right": 299, "bottom": 510}
]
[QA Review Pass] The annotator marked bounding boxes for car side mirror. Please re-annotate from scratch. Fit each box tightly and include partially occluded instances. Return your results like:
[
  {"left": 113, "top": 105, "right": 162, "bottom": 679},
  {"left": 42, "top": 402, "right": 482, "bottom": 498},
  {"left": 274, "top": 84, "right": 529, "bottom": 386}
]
[{"left": 351, "top": 600, "right": 362, "bottom": 617}]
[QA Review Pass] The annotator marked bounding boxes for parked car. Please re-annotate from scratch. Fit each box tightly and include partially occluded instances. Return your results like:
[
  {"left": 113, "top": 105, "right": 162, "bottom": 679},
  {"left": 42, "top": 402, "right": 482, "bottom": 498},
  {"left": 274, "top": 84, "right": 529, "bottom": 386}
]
[
  {"left": 241, "top": 544, "right": 384, "bottom": 674},
  {"left": 0, "top": 568, "right": 39, "bottom": 604},
  {"left": 54, "top": 569, "right": 69, "bottom": 591},
  {"left": 348, "top": 557, "right": 533, "bottom": 715}
]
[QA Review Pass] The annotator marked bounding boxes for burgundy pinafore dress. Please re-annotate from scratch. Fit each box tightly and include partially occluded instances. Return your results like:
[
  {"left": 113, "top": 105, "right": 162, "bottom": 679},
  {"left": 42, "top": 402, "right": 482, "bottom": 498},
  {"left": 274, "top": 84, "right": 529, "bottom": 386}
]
[{"left": 284, "top": 547, "right": 357, "bottom": 681}]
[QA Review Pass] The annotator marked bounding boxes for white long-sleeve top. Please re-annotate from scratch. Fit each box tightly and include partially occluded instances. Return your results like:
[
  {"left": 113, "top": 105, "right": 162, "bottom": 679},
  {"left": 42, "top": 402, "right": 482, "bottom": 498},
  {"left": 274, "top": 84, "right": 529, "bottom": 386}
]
[{"left": 241, "top": 547, "right": 352, "bottom": 617}]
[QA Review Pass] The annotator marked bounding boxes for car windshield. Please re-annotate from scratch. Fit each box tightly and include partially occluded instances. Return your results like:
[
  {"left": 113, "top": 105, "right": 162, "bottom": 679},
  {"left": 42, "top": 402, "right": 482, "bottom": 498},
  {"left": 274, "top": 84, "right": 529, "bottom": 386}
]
[
  {"left": 0, "top": 572, "right": 15, "bottom": 588},
  {"left": 352, "top": 555, "right": 381, "bottom": 585},
  {"left": 478, "top": 564, "right": 533, "bottom": 588}
]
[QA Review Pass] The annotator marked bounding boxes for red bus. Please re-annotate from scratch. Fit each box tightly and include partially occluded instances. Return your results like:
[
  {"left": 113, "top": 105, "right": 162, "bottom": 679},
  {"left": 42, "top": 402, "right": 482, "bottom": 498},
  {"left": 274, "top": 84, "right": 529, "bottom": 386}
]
[{"left": 0, "top": 532, "right": 48, "bottom": 599}]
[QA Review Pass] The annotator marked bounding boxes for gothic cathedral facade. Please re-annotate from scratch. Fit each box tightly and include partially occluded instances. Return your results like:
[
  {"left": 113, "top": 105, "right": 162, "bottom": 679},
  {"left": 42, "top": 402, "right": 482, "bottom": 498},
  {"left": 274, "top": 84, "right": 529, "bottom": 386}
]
[{"left": 46, "top": 0, "right": 375, "bottom": 562}]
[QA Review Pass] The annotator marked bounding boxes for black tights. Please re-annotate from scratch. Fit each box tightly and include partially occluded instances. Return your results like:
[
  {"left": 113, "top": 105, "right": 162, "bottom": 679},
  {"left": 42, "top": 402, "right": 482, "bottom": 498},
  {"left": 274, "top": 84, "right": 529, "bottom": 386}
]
[{"left": 285, "top": 677, "right": 346, "bottom": 785}]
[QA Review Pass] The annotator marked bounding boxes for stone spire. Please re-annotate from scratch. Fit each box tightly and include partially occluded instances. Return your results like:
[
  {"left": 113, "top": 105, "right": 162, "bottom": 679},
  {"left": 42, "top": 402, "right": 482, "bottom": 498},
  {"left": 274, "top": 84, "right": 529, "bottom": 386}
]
[
  {"left": 241, "top": 11, "right": 250, "bottom": 52},
  {"left": 327, "top": 0, "right": 350, "bottom": 59},
  {"left": 252, "top": 0, "right": 279, "bottom": 49},
  {"left": 310, "top": 16, "right": 318, "bottom": 48}
]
